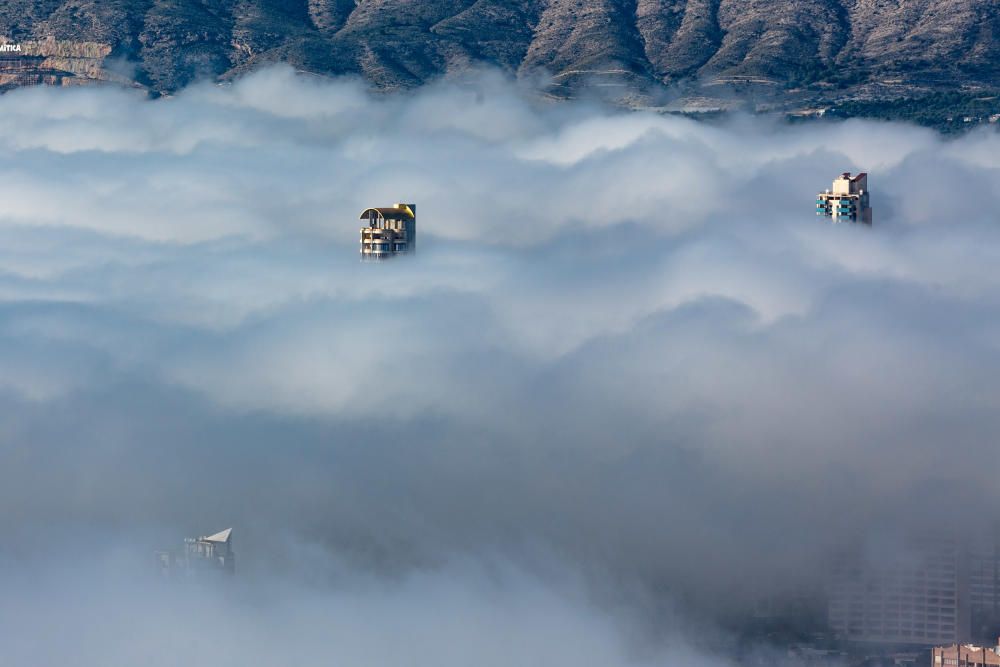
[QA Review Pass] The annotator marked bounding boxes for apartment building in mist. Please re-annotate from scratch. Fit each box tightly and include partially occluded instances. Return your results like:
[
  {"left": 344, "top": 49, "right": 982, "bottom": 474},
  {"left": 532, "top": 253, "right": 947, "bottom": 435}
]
[
  {"left": 157, "top": 527, "right": 235, "bottom": 576},
  {"left": 360, "top": 203, "right": 416, "bottom": 260},
  {"left": 970, "top": 535, "right": 1000, "bottom": 641},
  {"left": 829, "top": 532, "right": 1000, "bottom": 647},
  {"left": 816, "top": 172, "right": 873, "bottom": 225}
]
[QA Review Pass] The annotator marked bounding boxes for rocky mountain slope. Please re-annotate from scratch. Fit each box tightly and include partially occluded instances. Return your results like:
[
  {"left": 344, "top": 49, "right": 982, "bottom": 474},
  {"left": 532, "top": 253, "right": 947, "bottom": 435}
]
[{"left": 1, "top": 0, "right": 998, "bottom": 106}]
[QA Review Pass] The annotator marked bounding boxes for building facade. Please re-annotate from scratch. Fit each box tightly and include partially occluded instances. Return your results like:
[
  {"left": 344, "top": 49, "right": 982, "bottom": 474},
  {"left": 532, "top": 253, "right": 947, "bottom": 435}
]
[
  {"left": 360, "top": 203, "right": 416, "bottom": 260},
  {"left": 828, "top": 531, "right": 1000, "bottom": 647},
  {"left": 932, "top": 641, "right": 1000, "bottom": 667},
  {"left": 828, "top": 536, "right": 969, "bottom": 646},
  {"left": 969, "top": 531, "right": 1000, "bottom": 641},
  {"left": 157, "top": 527, "right": 235, "bottom": 576},
  {"left": 817, "top": 172, "right": 872, "bottom": 225}
]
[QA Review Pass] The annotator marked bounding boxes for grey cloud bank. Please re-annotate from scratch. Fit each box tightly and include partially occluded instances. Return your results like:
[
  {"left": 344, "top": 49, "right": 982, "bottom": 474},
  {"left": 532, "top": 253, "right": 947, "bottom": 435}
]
[{"left": 1, "top": 66, "right": 1000, "bottom": 665}]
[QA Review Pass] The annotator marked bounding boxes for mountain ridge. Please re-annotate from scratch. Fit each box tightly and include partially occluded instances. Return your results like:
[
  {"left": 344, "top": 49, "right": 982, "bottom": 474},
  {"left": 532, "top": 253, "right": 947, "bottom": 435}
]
[{"left": 1, "top": 0, "right": 998, "bottom": 109}]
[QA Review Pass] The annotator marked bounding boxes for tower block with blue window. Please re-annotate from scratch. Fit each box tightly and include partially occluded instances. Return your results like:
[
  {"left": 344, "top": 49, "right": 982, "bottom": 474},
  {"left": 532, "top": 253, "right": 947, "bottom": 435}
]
[
  {"left": 360, "top": 203, "right": 416, "bottom": 260},
  {"left": 816, "top": 173, "right": 872, "bottom": 225}
]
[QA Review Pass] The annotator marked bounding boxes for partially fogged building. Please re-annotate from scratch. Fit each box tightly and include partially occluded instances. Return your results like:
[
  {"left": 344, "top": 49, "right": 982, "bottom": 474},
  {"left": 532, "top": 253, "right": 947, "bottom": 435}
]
[
  {"left": 817, "top": 172, "right": 872, "bottom": 225},
  {"left": 969, "top": 530, "right": 1000, "bottom": 642},
  {"left": 828, "top": 535, "right": 968, "bottom": 646},
  {"left": 157, "top": 527, "right": 235, "bottom": 576},
  {"left": 828, "top": 532, "right": 1000, "bottom": 647},
  {"left": 360, "top": 203, "right": 416, "bottom": 260}
]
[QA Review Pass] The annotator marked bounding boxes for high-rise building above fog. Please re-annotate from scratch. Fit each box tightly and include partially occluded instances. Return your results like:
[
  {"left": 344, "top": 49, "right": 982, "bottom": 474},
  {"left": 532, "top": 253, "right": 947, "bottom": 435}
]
[
  {"left": 360, "top": 204, "right": 416, "bottom": 260},
  {"left": 828, "top": 532, "right": 1000, "bottom": 647},
  {"left": 157, "top": 527, "right": 235, "bottom": 576},
  {"left": 817, "top": 173, "right": 872, "bottom": 225}
]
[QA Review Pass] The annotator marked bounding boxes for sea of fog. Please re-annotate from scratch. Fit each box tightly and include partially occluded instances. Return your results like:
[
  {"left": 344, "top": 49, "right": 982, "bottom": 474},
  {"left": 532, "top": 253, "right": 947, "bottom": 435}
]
[{"left": 1, "top": 67, "right": 999, "bottom": 665}]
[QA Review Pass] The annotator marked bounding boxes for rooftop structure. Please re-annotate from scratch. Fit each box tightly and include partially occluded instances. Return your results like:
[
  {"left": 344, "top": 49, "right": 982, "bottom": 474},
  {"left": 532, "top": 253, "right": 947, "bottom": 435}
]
[
  {"left": 360, "top": 203, "right": 416, "bottom": 260},
  {"left": 817, "top": 172, "right": 872, "bottom": 225},
  {"left": 157, "top": 527, "right": 235, "bottom": 576},
  {"left": 932, "top": 641, "right": 1000, "bottom": 667}
]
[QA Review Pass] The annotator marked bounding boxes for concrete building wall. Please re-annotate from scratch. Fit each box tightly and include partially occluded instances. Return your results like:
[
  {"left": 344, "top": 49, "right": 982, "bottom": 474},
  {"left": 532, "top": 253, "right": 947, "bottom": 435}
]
[{"left": 833, "top": 175, "right": 853, "bottom": 195}]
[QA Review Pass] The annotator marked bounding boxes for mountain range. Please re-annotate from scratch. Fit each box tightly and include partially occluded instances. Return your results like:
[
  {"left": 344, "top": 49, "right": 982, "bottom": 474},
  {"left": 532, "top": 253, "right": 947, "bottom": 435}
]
[{"left": 1, "top": 0, "right": 999, "bottom": 111}]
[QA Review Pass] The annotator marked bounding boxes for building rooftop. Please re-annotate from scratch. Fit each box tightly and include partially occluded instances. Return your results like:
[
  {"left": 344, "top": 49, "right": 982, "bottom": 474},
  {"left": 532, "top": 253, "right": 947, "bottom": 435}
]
[
  {"left": 360, "top": 206, "right": 414, "bottom": 221},
  {"left": 201, "top": 528, "right": 232, "bottom": 543}
]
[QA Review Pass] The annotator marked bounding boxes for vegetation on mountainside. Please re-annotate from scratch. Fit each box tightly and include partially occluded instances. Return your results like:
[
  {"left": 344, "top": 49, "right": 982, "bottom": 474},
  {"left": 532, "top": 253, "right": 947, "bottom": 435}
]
[{"left": 827, "top": 93, "right": 1000, "bottom": 133}]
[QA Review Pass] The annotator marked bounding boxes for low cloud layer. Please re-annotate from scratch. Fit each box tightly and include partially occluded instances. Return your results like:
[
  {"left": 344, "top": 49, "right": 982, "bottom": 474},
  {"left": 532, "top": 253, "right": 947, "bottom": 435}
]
[{"left": 1, "top": 67, "right": 1000, "bottom": 664}]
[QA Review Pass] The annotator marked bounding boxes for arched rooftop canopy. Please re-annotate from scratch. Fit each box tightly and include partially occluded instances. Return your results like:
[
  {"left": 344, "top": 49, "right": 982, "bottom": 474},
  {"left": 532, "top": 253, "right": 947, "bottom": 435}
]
[{"left": 360, "top": 206, "right": 414, "bottom": 221}]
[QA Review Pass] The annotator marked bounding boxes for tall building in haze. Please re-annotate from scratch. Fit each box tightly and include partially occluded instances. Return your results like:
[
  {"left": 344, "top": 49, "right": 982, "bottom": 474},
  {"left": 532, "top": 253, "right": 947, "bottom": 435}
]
[
  {"left": 157, "top": 527, "right": 235, "bottom": 576},
  {"left": 829, "top": 536, "right": 967, "bottom": 646},
  {"left": 816, "top": 172, "right": 872, "bottom": 225},
  {"left": 360, "top": 203, "right": 416, "bottom": 260},
  {"left": 828, "top": 532, "right": 1000, "bottom": 646}
]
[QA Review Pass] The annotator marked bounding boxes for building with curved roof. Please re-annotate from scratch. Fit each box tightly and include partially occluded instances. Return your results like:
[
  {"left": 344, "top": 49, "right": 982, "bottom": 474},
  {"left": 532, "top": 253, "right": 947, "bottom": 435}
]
[{"left": 360, "top": 203, "right": 416, "bottom": 260}]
